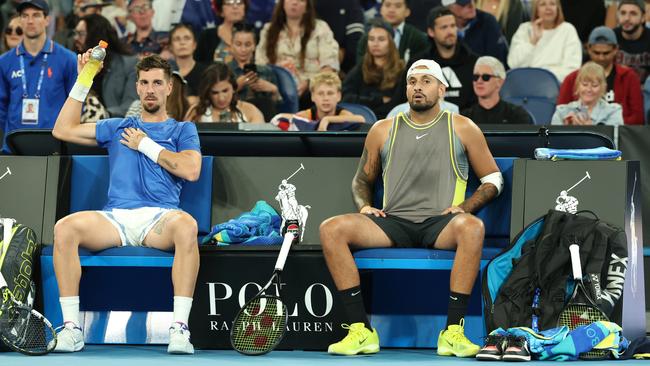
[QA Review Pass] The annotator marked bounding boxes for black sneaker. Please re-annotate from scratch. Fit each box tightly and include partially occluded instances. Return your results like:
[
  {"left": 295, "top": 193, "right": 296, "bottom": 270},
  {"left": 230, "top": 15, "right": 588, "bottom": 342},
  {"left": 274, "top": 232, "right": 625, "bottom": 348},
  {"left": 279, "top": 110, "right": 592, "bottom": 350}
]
[
  {"left": 476, "top": 333, "right": 506, "bottom": 361},
  {"left": 502, "top": 335, "right": 531, "bottom": 362}
]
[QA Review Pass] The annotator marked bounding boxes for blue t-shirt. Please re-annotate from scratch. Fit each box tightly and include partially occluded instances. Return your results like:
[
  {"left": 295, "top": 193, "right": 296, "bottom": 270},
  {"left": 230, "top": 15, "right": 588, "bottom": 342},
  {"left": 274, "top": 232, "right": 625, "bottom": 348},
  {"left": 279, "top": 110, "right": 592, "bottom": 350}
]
[{"left": 95, "top": 116, "right": 201, "bottom": 210}]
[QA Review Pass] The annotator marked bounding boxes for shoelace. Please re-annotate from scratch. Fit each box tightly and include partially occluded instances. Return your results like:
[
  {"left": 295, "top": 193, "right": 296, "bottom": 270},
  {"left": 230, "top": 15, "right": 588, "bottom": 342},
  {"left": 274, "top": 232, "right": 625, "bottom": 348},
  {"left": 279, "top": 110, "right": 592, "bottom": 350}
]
[
  {"left": 483, "top": 334, "right": 505, "bottom": 348},
  {"left": 339, "top": 324, "right": 367, "bottom": 343}
]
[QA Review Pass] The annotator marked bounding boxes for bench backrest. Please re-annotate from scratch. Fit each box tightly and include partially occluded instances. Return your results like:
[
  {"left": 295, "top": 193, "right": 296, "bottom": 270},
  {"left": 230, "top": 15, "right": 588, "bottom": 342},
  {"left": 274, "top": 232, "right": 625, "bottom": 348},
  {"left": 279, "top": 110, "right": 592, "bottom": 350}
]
[{"left": 69, "top": 155, "right": 214, "bottom": 235}]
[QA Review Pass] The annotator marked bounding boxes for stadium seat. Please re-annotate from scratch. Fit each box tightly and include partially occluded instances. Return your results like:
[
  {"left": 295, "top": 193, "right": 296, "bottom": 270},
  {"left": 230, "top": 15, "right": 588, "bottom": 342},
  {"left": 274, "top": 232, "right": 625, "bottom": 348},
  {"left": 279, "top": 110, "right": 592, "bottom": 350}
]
[
  {"left": 500, "top": 68, "right": 560, "bottom": 125},
  {"left": 338, "top": 102, "right": 378, "bottom": 124},
  {"left": 269, "top": 65, "right": 299, "bottom": 113}
]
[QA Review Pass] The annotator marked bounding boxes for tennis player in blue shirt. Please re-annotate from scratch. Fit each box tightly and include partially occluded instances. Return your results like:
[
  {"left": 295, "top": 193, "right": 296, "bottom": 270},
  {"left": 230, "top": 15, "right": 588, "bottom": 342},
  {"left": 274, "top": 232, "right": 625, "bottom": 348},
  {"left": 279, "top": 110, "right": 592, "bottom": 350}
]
[
  {"left": 0, "top": 0, "right": 77, "bottom": 153},
  {"left": 51, "top": 53, "right": 201, "bottom": 354}
]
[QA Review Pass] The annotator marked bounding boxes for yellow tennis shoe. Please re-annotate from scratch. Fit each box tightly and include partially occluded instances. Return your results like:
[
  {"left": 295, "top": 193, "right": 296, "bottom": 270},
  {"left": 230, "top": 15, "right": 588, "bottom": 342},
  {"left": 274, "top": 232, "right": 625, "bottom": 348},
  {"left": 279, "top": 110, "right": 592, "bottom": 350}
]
[
  {"left": 437, "top": 319, "right": 480, "bottom": 357},
  {"left": 327, "top": 323, "right": 380, "bottom": 355}
]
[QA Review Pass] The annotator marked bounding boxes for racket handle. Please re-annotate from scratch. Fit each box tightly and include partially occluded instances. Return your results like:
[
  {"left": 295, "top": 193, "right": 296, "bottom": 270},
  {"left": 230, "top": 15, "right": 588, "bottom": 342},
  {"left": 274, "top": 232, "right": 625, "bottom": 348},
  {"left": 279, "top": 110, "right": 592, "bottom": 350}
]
[
  {"left": 274, "top": 232, "right": 295, "bottom": 271},
  {"left": 569, "top": 244, "right": 583, "bottom": 280}
]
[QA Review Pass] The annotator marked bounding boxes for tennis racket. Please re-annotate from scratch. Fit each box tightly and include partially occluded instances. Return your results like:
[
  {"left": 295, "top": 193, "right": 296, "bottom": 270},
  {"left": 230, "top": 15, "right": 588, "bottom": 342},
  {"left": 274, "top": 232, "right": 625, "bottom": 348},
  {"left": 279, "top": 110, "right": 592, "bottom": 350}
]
[
  {"left": 557, "top": 243, "right": 609, "bottom": 360},
  {"left": 0, "top": 272, "right": 57, "bottom": 355},
  {"left": 230, "top": 232, "right": 294, "bottom": 355}
]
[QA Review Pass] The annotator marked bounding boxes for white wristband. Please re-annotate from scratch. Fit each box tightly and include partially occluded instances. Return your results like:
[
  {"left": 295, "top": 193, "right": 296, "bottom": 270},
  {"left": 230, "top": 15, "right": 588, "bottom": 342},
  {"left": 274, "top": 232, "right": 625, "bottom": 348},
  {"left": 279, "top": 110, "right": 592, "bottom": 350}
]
[
  {"left": 69, "top": 82, "right": 90, "bottom": 102},
  {"left": 137, "top": 136, "right": 165, "bottom": 163}
]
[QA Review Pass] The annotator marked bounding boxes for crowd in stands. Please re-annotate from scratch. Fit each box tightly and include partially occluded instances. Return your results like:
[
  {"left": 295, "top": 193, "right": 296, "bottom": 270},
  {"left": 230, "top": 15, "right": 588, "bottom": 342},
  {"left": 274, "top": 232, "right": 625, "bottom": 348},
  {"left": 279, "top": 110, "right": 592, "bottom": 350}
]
[{"left": 0, "top": 0, "right": 649, "bottom": 146}]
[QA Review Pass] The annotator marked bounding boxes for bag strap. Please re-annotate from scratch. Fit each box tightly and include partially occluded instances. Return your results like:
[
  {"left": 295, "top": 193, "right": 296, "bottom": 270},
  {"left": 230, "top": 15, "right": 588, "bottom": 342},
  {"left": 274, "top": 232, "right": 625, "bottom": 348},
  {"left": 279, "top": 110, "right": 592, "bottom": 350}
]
[{"left": 0, "top": 218, "right": 15, "bottom": 263}]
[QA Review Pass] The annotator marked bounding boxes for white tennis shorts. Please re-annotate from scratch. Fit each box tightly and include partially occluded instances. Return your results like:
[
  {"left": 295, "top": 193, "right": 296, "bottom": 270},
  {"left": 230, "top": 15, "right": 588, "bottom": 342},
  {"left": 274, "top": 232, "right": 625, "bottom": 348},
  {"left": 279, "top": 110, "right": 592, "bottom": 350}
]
[{"left": 98, "top": 207, "right": 177, "bottom": 246}]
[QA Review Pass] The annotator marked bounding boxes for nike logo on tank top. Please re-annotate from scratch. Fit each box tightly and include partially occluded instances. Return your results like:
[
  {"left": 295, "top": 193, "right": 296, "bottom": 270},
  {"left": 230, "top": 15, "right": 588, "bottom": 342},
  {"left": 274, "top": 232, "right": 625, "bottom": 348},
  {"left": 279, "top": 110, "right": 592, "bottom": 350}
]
[{"left": 380, "top": 111, "right": 468, "bottom": 223}]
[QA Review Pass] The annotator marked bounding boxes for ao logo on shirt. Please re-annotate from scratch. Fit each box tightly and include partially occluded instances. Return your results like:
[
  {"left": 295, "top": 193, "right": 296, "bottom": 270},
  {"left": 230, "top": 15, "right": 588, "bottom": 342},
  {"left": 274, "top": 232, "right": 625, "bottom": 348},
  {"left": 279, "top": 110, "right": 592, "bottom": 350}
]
[
  {"left": 11, "top": 70, "right": 23, "bottom": 79},
  {"left": 441, "top": 67, "right": 463, "bottom": 88}
]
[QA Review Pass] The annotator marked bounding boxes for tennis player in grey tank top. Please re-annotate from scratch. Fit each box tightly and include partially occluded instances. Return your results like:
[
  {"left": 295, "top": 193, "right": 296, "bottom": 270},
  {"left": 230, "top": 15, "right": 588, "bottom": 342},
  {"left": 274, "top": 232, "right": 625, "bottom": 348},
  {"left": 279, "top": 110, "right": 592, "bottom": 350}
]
[{"left": 320, "top": 59, "right": 504, "bottom": 358}]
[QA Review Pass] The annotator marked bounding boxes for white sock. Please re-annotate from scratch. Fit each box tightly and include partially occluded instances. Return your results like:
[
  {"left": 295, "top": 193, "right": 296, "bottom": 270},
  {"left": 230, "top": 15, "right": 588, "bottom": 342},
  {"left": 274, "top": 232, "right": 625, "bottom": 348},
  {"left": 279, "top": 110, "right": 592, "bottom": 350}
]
[
  {"left": 60, "top": 296, "right": 80, "bottom": 327},
  {"left": 173, "top": 296, "right": 193, "bottom": 326}
]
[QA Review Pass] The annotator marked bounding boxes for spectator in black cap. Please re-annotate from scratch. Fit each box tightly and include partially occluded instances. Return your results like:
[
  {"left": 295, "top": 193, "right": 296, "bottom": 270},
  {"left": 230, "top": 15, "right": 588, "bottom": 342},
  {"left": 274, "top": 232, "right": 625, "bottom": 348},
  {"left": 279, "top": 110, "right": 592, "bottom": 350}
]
[
  {"left": 614, "top": 0, "right": 650, "bottom": 83},
  {"left": 343, "top": 18, "right": 406, "bottom": 119},
  {"left": 441, "top": 0, "right": 508, "bottom": 65},
  {"left": 558, "top": 26, "right": 644, "bottom": 125}
]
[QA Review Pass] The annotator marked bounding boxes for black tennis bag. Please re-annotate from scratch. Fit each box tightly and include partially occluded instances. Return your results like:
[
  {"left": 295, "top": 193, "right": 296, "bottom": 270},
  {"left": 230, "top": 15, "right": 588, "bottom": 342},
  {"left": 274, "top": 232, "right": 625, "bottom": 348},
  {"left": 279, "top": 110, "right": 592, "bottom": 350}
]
[
  {"left": 482, "top": 210, "right": 628, "bottom": 333},
  {"left": 0, "top": 219, "right": 41, "bottom": 352}
]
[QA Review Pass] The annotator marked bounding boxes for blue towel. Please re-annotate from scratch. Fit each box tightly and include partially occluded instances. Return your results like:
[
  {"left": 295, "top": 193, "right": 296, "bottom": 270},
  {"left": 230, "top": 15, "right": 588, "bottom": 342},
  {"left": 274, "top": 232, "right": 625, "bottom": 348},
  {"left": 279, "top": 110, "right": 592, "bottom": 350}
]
[
  {"left": 534, "top": 147, "right": 622, "bottom": 161},
  {"left": 202, "top": 201, "right": 283, "bottom": 246}
]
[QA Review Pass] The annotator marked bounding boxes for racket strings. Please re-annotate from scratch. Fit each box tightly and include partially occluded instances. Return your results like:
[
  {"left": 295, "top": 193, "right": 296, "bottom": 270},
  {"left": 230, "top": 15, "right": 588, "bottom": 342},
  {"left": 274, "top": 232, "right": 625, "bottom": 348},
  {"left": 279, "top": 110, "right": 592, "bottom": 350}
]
[
  {"left": 1, "top": 306, "right": 54, "bottom": 354},
  {"left": 558, "top": 304, "right": 607, "bottom": 329},
  {"left": 558, "top": 304, "right": 609, "bottom": 360},
  {"left": 232, "top": 297, "right": 287, "bottom": 354}
]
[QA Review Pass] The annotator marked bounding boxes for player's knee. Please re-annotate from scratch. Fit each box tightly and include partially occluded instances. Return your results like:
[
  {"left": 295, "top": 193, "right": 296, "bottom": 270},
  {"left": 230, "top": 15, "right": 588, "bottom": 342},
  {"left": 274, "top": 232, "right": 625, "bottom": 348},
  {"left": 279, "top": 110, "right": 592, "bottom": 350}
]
[
  {"left": 454, "top": 214, "right": 485, "bottom": 241},
  {"left": 53, "top": 217, "right": 78, "bottom": 247},
  {"left": 175, "top": 213, "right": 198, "bottom": 239},
  {"left": 319, "top": 215, "right": 348, "bottom": 248}
]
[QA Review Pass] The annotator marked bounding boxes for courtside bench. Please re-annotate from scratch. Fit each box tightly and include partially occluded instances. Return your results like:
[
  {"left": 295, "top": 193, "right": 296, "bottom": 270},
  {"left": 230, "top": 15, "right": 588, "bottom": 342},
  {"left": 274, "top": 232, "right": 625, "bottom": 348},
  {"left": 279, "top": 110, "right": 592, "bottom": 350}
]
[
  {"left": 40, "top": 155, "right": 213, "bottom": 343},
  {"left": 353, "top": 157, "right": 514, "bottom": 347}
]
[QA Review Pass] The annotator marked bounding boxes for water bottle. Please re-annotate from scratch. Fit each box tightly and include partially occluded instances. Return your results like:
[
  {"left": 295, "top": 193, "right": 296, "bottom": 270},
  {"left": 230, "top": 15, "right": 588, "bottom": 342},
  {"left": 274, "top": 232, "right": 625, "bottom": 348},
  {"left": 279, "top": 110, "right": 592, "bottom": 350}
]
[{"left": 77, "top": 40, "right": 107, "bottom": 88}]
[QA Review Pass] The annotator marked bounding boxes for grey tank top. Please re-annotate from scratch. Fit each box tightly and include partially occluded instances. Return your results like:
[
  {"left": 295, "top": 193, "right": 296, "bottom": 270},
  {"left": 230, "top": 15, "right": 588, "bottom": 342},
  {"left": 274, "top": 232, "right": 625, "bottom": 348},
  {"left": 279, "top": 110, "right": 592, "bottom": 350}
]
[{"left": 380, "top": 111, "right": 469, "bottom": 223}]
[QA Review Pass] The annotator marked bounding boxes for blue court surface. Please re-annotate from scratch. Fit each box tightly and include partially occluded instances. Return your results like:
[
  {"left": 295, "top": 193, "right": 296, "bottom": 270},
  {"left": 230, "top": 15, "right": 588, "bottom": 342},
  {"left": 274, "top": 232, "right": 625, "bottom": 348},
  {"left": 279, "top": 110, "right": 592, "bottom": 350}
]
[{"left": 1, "top": 346, "right": 645, "bottom": 366}]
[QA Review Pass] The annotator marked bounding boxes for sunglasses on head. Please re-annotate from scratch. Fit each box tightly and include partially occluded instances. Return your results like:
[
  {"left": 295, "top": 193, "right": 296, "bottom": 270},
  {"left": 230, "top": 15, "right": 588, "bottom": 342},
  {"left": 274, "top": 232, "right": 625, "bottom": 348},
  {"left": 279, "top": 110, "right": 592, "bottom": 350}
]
[
  {"left": 472, "top": 74, "right": 498, "bottom": 82},
  {"left": 4, "top": 26, "right": 23, "bottom": 36}
]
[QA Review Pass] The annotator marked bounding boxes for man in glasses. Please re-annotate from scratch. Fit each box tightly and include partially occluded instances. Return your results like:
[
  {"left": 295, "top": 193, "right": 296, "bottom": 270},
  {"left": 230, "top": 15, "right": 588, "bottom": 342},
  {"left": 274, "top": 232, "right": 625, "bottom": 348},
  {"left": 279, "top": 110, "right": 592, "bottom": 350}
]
[
  {"left": 425, "top": 6, "right": 477, "bottom": 110},
  {"left": 0, "top": 0, "right": 77, "bottom": 153},
  {"left": 461, "top": 56, "right": 532, "bottom": 124},
  {"left": 122, "top": 0, "right": 170, "bottom": 59}
]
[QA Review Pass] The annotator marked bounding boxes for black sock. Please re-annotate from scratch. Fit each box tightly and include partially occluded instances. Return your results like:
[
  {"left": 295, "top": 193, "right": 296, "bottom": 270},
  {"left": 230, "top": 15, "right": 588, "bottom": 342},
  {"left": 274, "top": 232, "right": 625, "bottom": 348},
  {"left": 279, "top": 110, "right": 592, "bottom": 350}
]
[
  {"left": 446, "top": 291, "right": 470, "bottom": 328},
  {"left": 339, "top": 286, "right": 371, "bottom": 329}
]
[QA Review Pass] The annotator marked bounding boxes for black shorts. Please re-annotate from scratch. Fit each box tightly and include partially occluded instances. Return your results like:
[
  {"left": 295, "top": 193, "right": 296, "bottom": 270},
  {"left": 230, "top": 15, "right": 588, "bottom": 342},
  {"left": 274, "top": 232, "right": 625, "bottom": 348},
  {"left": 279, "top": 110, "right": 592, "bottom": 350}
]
[{"left": 366, "top": 213, "right": 458, "bottom": 248}]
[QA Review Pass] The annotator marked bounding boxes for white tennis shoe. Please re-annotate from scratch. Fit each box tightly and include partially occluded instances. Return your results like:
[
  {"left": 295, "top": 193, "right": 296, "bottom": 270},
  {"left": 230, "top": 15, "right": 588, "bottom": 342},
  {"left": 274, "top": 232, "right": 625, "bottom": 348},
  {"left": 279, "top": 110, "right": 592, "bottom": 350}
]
[
  {"left": 167, "top": 322, "right": 194, "bottom": 354},
  {"left": 53, "top": 322, "right": 84, "bottom": 352}
]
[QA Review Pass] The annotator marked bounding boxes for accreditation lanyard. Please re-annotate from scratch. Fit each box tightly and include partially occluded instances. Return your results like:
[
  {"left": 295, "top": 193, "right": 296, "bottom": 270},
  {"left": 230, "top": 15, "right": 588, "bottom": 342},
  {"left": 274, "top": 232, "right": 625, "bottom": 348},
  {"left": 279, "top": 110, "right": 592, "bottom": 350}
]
[{"left": 18, "top": 40, "right": 51, "bottom": 99}]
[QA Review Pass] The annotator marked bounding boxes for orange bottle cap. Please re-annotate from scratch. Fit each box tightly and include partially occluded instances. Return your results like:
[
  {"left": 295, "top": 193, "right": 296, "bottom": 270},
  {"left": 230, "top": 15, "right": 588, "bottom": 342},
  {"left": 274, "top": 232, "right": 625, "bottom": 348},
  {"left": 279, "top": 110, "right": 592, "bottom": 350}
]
[{"left": 99, "top": 40, "right": 108, "bottom": 48}]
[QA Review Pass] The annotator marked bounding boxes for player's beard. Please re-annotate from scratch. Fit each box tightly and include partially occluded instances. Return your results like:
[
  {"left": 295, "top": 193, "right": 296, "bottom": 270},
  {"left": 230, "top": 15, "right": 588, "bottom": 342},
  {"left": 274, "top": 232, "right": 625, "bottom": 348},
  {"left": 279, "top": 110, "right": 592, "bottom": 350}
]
[
  {"left": 409, "top": 95, "right": 438, "bottom": 112},
  {"left": 143, "top": 100, "right": 161, "bottom": 114}
]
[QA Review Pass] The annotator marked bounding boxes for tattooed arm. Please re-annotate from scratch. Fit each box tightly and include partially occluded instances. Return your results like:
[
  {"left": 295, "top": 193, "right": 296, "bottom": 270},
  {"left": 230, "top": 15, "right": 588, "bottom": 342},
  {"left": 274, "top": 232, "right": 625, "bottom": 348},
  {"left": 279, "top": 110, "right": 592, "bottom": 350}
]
[
  {"left": 352, "top": 119, "right": 390, "bottom": 217},
  {"left": 157, "top": 149, "right": 202, "bottom": 181},
  {"left": 443, "top": 114, "right": 500, "bottom": 214}
]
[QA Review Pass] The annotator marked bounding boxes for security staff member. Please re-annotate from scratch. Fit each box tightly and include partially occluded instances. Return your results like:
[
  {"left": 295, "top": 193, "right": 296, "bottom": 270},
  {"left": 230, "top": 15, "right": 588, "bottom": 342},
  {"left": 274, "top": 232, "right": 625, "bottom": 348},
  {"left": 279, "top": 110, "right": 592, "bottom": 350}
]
[{"left": 0, "top": 0, "right": 77, "bottom": 153}]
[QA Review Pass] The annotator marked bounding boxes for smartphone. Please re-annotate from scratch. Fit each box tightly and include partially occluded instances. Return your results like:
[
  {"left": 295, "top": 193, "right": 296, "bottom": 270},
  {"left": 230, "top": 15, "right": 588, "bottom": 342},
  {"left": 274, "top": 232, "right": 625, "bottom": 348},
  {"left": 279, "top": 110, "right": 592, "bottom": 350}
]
[{"left": 243, "top": 63, "right": 257, "bottom": 74}]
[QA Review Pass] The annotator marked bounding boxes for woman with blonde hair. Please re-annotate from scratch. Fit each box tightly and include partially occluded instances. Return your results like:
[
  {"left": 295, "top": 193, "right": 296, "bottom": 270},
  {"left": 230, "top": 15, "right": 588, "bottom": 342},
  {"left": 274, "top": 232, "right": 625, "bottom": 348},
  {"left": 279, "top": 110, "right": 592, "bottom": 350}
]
[
  {"left": 507, "top": 0, "right": 581, "bottom": 82},
  {"left": 551, "top": 62, "right": 623, "bottom": 125},
  {"left": 1, "top": 15, "right": 22, "bottom": 53},
  {"left": 342, "top": 19, "right": 405, "bottom": 119}
]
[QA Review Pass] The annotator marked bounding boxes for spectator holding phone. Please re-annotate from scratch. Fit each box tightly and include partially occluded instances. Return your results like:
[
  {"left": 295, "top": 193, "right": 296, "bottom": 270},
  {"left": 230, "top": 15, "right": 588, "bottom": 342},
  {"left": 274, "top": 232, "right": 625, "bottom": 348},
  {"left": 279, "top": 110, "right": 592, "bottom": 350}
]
[
  {"left": 186, "top": 62, "right": 265, "bottom": 123},
  {"left": 227, "top": 22, "right": 280, "bottom": 120},
  {"left": 551, "top": 62, "right": 623, "bottom": 126}
]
